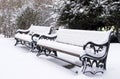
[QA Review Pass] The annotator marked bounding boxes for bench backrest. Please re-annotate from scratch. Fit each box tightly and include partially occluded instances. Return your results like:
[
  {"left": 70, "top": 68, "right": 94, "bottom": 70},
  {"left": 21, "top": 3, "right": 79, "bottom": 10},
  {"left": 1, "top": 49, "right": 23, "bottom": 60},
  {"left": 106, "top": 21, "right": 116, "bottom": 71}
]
[
  {"left": 28, "top": 25, "right": 51, "bottom": 35},
  {"left": 56, "top": 29, "right": 112, "bottom": 46}
]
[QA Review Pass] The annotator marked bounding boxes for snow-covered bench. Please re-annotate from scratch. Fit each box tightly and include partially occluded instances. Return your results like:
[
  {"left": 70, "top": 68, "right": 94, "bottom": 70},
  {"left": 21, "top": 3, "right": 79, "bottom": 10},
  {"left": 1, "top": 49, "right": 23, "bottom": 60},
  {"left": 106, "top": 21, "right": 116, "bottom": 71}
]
[
  {"left": 14, "top": 25, "right": 54, "bottom": 49},
  {"left": 36, "top": 29, "right": 112, "bottom": 74}
]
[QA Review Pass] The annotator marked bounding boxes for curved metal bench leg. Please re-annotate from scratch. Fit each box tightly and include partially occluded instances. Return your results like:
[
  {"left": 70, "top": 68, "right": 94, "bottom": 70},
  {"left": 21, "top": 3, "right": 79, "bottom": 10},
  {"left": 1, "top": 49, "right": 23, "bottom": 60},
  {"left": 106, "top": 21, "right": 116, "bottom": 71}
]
[
  {"left": 53, "top": 50, "right": 57, "bottom": 56},
  {"left": 36, "top": 46, "right": 43, "bottom": 56},
  {"left": 15, "top": 39, "right": 19, "bottom": 46},
  {"left": 82, "top": 58, "right": 105, "bottom": 75}
]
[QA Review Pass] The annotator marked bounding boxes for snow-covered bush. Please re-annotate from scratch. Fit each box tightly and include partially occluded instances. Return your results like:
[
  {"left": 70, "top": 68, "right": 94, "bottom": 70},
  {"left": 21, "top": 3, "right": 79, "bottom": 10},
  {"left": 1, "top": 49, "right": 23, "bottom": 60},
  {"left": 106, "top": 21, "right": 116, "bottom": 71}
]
[
  {"left": 56, "top": 0, "right": 106, "bottom": 30},
  {"left": 0, "top": 0, "right": 53, "bottom": 37},
  {"left": 56, "top": 0, "right": 120, "bottom": 31}
]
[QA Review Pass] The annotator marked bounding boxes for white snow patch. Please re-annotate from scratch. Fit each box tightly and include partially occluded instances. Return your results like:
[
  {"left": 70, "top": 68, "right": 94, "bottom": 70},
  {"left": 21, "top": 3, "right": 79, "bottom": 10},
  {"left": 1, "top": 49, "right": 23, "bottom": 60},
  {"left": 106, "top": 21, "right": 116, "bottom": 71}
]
[{"left": 0, "top": 36, "right": 120, "bottom": 79}]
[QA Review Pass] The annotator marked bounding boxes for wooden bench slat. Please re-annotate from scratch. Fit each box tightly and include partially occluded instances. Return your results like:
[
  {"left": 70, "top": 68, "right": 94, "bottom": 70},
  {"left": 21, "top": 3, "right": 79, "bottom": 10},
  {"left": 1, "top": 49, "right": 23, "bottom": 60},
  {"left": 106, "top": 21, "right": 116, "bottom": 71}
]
[{"left": 40, "top": 44, "right": 80, "bottom": 57}]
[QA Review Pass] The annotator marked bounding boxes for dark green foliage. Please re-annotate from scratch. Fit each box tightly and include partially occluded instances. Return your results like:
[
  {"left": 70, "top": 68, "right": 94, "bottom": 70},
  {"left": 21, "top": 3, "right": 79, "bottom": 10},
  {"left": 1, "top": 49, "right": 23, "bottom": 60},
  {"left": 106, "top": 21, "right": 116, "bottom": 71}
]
[
  {"left": 57, "top": 0, "right": 106, "bottom": 30},
  {"left": 16, "top": 7, "right": 41, "bottom": 29},
  {"left": 110, "top": 34, "right": 119, "bottom": 43},
  {"left": 57, "top": 0, "right": 120, "bottom": 31}
]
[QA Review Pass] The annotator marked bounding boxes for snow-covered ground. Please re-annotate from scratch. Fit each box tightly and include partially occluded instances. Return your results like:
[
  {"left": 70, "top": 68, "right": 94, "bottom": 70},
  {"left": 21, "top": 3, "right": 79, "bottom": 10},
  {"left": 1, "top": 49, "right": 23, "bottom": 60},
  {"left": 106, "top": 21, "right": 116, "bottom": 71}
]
[{"left": 0, "top": 35, "right": 120, "bottom": 79}]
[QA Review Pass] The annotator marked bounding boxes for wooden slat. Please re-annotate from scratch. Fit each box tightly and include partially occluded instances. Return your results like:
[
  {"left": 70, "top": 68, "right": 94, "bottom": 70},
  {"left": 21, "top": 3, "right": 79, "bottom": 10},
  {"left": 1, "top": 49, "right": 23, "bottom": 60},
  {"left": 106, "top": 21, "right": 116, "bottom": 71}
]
[{"left": 39, "top": 44, "right": 80, "bottom": 58}]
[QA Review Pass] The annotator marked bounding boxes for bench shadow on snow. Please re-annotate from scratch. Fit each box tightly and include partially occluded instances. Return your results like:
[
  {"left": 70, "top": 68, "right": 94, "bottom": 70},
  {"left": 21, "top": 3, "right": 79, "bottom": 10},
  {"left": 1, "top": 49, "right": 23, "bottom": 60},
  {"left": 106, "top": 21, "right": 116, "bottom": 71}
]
[{"left": 38, "top": 56, "right": 104, "bottom": 77}]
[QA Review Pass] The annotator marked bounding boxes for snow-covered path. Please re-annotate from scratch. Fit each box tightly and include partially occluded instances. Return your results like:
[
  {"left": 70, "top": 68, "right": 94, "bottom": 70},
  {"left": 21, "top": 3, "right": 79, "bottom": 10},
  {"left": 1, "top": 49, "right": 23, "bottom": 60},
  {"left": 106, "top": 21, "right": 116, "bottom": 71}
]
[{"left": 0, "top": 36, "right": 120, "bottom": 79}]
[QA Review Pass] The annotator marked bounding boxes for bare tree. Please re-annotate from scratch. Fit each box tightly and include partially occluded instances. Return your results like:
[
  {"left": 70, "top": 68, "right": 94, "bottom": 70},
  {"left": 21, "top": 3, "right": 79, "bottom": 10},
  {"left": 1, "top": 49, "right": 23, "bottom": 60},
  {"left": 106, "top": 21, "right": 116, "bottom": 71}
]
[{"left": 0, "top": 0, "right": 53, "bottom": 37}]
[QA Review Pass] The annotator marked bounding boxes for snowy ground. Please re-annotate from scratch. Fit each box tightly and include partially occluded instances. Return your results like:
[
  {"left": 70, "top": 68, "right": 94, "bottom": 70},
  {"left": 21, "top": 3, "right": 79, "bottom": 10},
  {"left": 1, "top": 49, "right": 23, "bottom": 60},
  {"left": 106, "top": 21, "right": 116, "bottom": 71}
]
[{"left": 0, "top": 35, "right": 120, "bottom": 79}]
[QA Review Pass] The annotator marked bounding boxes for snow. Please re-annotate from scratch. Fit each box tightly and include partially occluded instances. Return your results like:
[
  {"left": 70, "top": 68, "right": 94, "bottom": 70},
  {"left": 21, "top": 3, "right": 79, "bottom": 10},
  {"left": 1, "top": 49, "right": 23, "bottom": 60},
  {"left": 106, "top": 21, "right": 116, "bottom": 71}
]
[
  {"left": 0, "top": 35, "right": 120, "bottom": 79},
  {"left": 15, "top": 33, "right": 32, "bottom": 42},
  {"left": 37, "top": 39, "right": 84, "bottom": 56},
  {"left": 14, "top": 25, "right": 51, "bottom": 43},
  {"left": 56, "top": 29, "right": 111, "bottom": 46}
]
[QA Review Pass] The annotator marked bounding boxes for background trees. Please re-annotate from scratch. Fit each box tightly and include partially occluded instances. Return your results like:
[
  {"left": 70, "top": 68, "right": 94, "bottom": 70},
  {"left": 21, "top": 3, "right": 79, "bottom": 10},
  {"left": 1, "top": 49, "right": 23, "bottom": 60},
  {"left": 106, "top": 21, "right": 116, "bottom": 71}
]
[
  {"left": 56, "top": 0, "right": 105, "bottom": 30},
  {"left": 16, "top": 7, "right": 42, "bottom": 29},
  {"left": 0, "top": 0, "right": 53, "bottom": 37},
  {"left": 56, "top": 0, "right": 120, "bottom": 31},
  {"left": 0, "top": 0, "right": 120, "bottom": 39}
]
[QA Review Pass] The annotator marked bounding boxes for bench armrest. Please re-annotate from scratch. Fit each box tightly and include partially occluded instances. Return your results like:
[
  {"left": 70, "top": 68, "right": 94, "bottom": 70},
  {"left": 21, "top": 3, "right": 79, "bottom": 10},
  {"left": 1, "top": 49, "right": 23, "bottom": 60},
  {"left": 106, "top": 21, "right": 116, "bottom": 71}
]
[
  {"left": 80, "top": 42, "right": 110, "bottom": 74},
  {"left": 83, "top": 42, "right": 109, "bottom": 50},
  {"left": 31, "top": 34, "right": 41, "bottom": 42},
  {"left": 83, "top": 41, "right": 109, "bottom": 58},
  {"left": 39, "top": 34, "right": 57, "bottom": 40},
  {"left": 32, "top": 34, "right": 57, "bottom": 42},
  {"left": 15, "top": 29, "right": 30, "bottom": 34}
]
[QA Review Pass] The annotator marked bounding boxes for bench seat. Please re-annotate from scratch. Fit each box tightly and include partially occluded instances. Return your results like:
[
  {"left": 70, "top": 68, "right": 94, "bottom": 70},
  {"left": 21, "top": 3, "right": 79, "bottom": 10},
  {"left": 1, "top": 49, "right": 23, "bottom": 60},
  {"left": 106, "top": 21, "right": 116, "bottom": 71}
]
[{"left": 37, "top": 39, "right": 84, "bottom": 57}]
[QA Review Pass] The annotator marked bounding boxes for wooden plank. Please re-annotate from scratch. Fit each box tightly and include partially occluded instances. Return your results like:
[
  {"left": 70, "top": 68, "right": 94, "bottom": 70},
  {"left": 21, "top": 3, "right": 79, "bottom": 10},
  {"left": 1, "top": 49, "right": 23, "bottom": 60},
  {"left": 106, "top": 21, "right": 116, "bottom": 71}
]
[{"left": 39, "top": 44, "right": 80, "bottom": 58}]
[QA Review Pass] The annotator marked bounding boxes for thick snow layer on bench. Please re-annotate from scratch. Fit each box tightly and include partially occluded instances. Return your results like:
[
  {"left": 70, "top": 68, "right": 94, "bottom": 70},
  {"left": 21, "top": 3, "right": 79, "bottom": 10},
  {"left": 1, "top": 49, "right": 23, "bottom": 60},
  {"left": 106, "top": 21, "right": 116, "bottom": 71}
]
[
  {"left": 56, "top": 29, "right": 112, "bottom": 46},
  {"left": 37, "top": 39, "right": 85, "bottom": 56},
  {"left": 15, "top": 33, "right": 32, "bottom": 42}
]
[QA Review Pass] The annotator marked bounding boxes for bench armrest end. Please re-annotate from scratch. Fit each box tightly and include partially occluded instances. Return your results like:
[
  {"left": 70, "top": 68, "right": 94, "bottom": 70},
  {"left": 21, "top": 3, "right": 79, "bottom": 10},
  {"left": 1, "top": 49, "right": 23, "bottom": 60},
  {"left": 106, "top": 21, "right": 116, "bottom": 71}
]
[
  {"left": 15, "top": 29, "right": 30, "bottom": 34},
  {"left": 39, "top": 34, "right": 57, "bottom": 40}
]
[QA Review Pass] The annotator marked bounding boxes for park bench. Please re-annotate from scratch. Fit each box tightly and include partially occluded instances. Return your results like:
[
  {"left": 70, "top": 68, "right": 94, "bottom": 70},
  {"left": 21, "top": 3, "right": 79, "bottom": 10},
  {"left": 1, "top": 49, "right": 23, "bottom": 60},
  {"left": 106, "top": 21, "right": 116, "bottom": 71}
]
[
  {"left": 14, "top": 24, "right": 54, "bottom": 50},
  {"left": 36, "top": 29, "right": 112, "bottom": 74}
]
